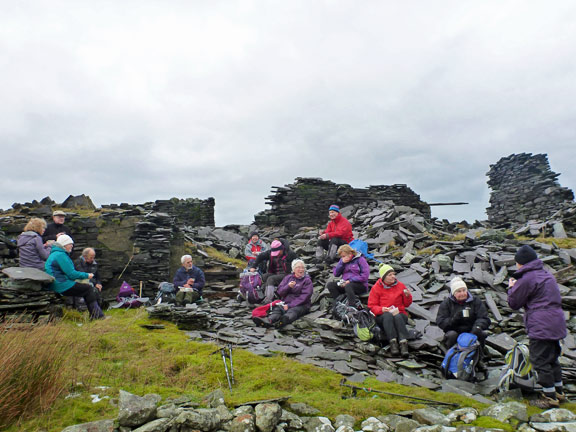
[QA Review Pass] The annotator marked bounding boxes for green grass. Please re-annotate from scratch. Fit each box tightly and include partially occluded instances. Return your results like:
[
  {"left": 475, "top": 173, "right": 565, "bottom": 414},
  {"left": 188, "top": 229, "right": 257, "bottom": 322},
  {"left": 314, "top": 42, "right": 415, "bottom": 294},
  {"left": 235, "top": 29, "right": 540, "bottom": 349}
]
[{"left": 3, "top": 309, "right": 574, "bottom": 431}]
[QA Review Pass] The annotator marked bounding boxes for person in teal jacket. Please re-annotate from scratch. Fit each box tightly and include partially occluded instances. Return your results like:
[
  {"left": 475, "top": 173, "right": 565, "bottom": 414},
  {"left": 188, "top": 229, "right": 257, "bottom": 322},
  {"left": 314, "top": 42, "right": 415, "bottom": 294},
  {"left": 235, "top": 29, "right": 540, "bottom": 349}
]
[{"left": 45, "top": 235, "right": 104, "bottom": 319}]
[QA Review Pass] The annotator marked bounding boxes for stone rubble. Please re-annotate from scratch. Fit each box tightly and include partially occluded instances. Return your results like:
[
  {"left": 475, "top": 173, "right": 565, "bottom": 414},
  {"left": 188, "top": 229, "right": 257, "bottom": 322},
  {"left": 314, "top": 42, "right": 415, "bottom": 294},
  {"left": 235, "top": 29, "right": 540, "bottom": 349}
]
[{"left": 59, "top": 389, "right": 576, "bottom": 432}]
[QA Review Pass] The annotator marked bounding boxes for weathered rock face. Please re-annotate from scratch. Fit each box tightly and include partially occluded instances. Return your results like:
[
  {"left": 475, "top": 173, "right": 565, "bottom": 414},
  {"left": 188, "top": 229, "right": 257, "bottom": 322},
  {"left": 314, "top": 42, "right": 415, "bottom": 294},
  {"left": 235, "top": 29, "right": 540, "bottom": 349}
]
[
  {"left": 254, "top": 178, "right": 431, "bottom": 232},
  {"left": 486, "top": 153, "right": 574, "bottom": 225}
]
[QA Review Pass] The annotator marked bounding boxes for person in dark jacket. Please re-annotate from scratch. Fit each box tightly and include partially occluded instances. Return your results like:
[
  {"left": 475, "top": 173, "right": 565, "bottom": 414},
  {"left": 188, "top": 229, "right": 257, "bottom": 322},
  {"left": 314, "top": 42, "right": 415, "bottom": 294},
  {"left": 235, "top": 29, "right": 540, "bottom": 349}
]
[
  {"left": 42, "top": 210, "right": 73, "bottom": 243},
  {"left": 508, "top": 245, "right": 567, "bottom": 409},
  {"left": 251, "top": 238, "right": 297, "bottom": 303},
  {"left": 326, "top": 244, "right": 370, "bottom": 308},
  {"left": 71, "top": 247, "right": 103, "bottom": 309},
  {"left": 253, "top": 259, "right": 313, "bottom": 329},
  {"left": 44, "top": 235, "right": 104, "bottom": 320},
  {"left": 436, "top": 277, "right": 490, "bottom": 350},
  {"left": 17, "top": 217, "right": 51, "bottom": 270},
  {"left": 173, "top": 255, "right": 206, "bottom": 305},
  {"left": 316, "top": 205, "right": 354, "bottom": 263},
  {"left": 368, "top": 264, "right": 413, "bottom": 357}
]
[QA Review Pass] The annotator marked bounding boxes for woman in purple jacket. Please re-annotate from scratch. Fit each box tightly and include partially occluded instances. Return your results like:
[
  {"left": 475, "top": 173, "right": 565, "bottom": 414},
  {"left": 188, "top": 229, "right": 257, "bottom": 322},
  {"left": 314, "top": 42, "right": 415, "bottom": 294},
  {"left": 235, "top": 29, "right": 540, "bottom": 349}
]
[
  {"left": 326, "top": 244, "right": 370, "bottom": 308},
  {"left": 253, "top": 259, "right": 313, "bottom": 329},
  {"left": 508, "top": 245, "right": 567, "bottom": 409},
  {"left": 17, "top": 218, "right": 51, "bottom": 270}
]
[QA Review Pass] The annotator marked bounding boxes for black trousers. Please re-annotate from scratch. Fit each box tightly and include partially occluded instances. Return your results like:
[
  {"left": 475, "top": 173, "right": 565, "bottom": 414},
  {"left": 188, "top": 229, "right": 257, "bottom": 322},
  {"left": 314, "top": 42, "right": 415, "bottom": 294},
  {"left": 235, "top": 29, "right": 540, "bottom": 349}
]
[
  {"left": 326, "top": 281, "right": 366, "bottom": 305},
  {"left": 530, "top": 339, "right": 563, "bottom": 391},
  {"left": 62, "top": 283, "right": 104, "bottom": 319},
  {"left": 444, "top": 328, "right": 486, "bottom": 349},
  {"left": 317, "top": 237, "right": 347, "bottom": 251},
  {"left": 375, "top": 312, "right": 409, "bottom": 342},
  {"left": 268, "top": 304, "right": 309, "bottom": 328}
]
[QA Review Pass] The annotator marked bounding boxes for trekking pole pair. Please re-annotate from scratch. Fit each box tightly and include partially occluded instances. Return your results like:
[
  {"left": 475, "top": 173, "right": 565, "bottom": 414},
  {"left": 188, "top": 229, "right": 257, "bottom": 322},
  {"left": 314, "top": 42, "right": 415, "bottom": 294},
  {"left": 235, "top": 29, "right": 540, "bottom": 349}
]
[{"left": 212, "top": 344, "right": 235, "bottom": 392}]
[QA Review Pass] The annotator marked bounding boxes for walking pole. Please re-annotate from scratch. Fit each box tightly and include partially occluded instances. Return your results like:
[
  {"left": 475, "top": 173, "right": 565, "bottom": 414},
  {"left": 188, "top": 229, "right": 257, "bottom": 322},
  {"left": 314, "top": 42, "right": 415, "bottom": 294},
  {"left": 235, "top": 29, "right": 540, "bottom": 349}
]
[
  {"left": 221, "top": 348, "right": 233, "bottom": 392},
  {"left": 228, "top": 344, "right": 235, "bottom": 384},
  {"left": 139, "top": 281, "right": 143, "bottom": 297}
]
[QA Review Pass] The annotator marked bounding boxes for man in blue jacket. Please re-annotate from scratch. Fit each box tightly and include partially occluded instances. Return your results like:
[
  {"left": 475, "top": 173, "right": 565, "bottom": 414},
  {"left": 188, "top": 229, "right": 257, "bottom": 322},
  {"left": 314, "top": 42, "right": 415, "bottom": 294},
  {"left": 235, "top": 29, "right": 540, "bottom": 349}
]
[
  {"left": 173, "top": 255, "right": 205, "bottom": 305},
  {"left": 508, "top": 245, "right": 567, "bottom": 408}
]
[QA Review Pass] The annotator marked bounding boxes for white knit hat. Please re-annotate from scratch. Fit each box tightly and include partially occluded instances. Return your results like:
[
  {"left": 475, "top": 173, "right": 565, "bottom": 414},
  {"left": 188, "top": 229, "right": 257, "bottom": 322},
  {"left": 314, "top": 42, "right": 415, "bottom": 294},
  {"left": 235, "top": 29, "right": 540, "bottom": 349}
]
[
  {"left": 56, "top": 235, "right": 74, "bottom": 247},
  {"left": 450, "top": 277, "right": 467, "bottom": 295}
]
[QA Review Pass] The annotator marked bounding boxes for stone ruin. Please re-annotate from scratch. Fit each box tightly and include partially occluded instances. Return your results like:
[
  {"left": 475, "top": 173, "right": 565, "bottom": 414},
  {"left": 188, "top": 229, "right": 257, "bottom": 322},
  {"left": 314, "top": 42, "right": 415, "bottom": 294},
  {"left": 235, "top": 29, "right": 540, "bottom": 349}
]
[
  {"left": 254, "top": 178, "right": 431, "bottom": 232},
  {"left": 486, "top": 153, "right": 574, "bottom": 225}
]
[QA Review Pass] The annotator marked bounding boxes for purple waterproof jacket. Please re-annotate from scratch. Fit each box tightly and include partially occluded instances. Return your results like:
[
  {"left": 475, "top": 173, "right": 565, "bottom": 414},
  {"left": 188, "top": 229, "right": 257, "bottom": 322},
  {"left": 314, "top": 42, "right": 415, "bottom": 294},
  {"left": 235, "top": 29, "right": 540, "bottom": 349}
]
[
  {"left": 508, "top": 259, "right": 567, "bottom": 340},
  {"left": 277, "top": 273, "right": 313, "bottom": 309},
  {"left": 17, "top": 231, "right": 51, "bottom": 270},
  {"left": 333, "top": 253, "right": 370, "bottom": 289}
]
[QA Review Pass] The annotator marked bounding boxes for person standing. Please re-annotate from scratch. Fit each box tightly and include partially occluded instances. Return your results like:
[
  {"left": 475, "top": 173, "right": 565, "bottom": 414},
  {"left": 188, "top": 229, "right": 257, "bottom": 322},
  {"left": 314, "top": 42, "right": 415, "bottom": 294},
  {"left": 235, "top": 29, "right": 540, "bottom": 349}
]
[
  {"left": 508, "top": 245, "right": 567, "bottom": 408},
  {"left": 42, "top": 210, "right": 72, "bottom": 243},
  {"left": 316, "top": 204, "right": 354, "bottom": 263}
]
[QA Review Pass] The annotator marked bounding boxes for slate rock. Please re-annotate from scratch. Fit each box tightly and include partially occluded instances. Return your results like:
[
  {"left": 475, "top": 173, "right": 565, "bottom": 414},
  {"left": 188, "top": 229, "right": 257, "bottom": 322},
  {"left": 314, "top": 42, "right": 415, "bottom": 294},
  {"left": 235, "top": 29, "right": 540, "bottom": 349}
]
[
  {"left": 255, "top": 403, "right": 283, "bottom": 432},
  {"left": 203, "top": 389, "right": 226, "bottom": 407},
  {"left": 280, "top": 409, "right": 304, "bottom": 430},
  {"left": 446, "top": 408, "right": 478, "bottom": 424},
  {"left": 60, "top": 419, "right": 115, "bottom": 432},
  {"left": 334, "top": 414, "right": 355, "bottom": 429},
  {"left": 302, "top": 417, "right": 335, "bottom": 432},
  {"left": 132, "top": 418, "right": 172, "bottom": 432},
  {"left": 118, "top": 390, "right": 162, "bottom": 427},
  {"left": 481, "top": 401, "right": 528, "bottom": 423},
  {"left": 228, "top": 413, "right": 257, "bottom": 432},
  {"left": 412, "top": 408, "right": 451, "bottom": 426},
  {"left": 361, "top": 417, "right": 389, "bottom": 432},
  {"left": 378, "top": 415, "right": 421, "bottom": 432},
  {"left": 528, "top": 423, "right": 576, "bottom": 432},
  {"left": 530, "top": 408, "right": 576, "bottom": 423},
  {"left": 288, "top": 402, "right": 320, "bottom": 416},
  {"left": 2, "top": 266, "right": 54, "bottom": 283}
]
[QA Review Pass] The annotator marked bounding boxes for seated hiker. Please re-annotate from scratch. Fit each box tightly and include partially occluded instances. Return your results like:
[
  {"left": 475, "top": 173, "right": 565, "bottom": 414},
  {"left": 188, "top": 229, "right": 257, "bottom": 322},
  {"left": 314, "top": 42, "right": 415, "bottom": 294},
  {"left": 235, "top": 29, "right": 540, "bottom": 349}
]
[
  {"left": 316, "top": 204, "right": 354, "bottom": 263},
  {"left": 253, "top": 259, "right": 313, "bottom": 329},
  {"left": 17, "top": 217, "right": 51, "bottom": 270},
  {"left": 71, "top": 247, "right": 103, "bottom": 309},
  {"left": 368, "top": 264, "right": 412, "bottom": 357},
  {"left": 42, "top": 210, "right": 73, "bottom": 243},
  {"left": 173, "top": 255, "right": 206, "bottom": 305},
  {"left": 436, "top": 276, "right": 490, "bottom": 350},
  {"left": 250, "top": 238, "right": 297, "bottom": 303},
  {"left": 245, "top": 231, "right": 269, "bottom": 268},
  {"left": 44, "top": 235, "right": 105, "bottom": 320},
  {"left": 326, "top": 244, "right": 370, "bottom": 309}
]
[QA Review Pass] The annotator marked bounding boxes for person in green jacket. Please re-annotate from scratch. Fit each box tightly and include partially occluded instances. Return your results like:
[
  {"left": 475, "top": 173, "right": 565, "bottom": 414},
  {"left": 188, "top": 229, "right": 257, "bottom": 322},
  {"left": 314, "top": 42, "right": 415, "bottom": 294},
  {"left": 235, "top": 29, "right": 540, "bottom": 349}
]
[{"left": 45, "top": 235, "right": 104, "bottom": 319}]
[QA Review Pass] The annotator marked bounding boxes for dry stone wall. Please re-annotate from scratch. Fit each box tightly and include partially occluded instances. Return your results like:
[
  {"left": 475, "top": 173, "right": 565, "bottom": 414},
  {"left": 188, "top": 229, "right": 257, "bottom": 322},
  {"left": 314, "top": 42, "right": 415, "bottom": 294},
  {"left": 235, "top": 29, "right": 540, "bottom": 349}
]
[
  {"left": 486, "top": 153, "right": 574, "bottom": 225},
  {"left": 254, "top": 177, "right": 430, "bottom": 231}
]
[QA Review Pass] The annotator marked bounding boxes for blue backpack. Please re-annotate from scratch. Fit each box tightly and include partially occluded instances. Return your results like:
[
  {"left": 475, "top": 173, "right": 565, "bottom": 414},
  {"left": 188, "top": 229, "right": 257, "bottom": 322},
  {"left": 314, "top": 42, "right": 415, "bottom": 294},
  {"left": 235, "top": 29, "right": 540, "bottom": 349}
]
[{"left": 441, "top": 333, "right": 481, "bottom": 382}]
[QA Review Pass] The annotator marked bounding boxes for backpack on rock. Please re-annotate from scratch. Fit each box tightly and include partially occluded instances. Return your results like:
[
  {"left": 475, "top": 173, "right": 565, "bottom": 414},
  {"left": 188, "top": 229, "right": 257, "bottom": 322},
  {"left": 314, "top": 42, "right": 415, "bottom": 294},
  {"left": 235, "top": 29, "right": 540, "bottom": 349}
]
[
  {"left": 498, "top": 343, "right": 540, "bottom": 392},
  {"left": 441, "top": 332, "right": 481, "bottom": 382},
  {"left": 239, "top": 271, "right": 264, "bottom": 304}
]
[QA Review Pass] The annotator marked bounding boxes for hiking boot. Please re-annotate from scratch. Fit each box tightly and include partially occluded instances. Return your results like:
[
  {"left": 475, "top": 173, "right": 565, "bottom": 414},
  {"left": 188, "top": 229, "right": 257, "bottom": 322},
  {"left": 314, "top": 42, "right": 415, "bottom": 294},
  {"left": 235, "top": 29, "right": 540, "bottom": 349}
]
[
  {"left": 253, "top": 316, "right": 273, "bottom": 328},
  {"left": 236, "top": 294, "right": 244, "bottom": 303},
  {"left": 556, "top": 391, "right": 568, "bottom": 403},
  {"left": 399, "top": 340, "right": 409, "bottom": 358},
  {"left": 530, "top": 394, "right": 560, "bottom": 409},
  {"left": 389, "top": 339, "right": 400, "bottom": 356}
]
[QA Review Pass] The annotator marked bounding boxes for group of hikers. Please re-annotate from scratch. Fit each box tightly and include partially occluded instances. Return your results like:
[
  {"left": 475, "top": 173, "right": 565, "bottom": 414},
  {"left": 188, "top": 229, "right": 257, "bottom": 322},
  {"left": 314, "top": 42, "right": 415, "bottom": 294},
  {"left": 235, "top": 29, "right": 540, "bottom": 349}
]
[
  {"left": 238, "top": 205, "right": 567, "bottom": 409},
  {"left": 14, "top": 205, "right": 568, "bottom": 409}
]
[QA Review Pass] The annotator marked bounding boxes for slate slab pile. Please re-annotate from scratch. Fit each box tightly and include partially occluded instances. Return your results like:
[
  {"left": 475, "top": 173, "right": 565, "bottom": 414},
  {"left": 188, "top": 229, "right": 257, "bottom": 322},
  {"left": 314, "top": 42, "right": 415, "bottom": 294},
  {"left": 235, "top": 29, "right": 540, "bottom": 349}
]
[
  {"left": 487, "top": 153, "right": 574, "bottom": 226},
  {"left": 59, "top": 389, "right": 576, "bottom": 432},
  {"left": 148, "top": 199, "right": 576, "bottom": 401},
  {"left": 254, "top": 178, "right": 430, "bottom": 232}
]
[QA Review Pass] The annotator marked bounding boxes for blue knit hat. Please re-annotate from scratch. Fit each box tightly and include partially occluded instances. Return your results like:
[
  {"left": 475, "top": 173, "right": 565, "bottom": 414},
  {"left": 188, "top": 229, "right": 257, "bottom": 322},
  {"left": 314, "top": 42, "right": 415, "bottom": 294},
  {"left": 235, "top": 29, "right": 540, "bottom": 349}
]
[{"left": 329, "top": 204, "right": 340, "bottom": 213}]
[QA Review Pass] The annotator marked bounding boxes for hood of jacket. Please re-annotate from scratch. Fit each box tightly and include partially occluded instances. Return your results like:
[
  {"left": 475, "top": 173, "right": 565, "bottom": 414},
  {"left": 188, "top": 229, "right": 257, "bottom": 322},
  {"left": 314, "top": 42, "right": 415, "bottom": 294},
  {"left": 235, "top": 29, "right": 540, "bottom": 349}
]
[
  {"left": 514, "top": 258, "right": 544, "bottom": 277},
  {"left": 17, "top": 231, "right": 40, "bottom": 247}
]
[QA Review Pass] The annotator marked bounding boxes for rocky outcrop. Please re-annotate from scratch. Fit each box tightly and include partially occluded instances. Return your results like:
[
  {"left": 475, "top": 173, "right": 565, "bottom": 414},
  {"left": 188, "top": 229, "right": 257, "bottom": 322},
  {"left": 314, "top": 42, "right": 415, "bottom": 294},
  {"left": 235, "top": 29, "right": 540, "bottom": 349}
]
[
  {"left": 254, "top": 178, "right": 430, "bottom": 232},
  {"left": 486, "top": 153, "right": 574, "bottom": 225}
]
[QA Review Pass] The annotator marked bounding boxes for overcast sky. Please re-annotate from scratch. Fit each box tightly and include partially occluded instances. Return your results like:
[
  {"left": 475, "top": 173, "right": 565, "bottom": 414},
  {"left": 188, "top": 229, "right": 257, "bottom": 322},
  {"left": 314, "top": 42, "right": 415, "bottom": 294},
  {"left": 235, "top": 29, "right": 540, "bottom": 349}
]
[{"left": 1, "top": 1, "right": 575, "bottom": 226}]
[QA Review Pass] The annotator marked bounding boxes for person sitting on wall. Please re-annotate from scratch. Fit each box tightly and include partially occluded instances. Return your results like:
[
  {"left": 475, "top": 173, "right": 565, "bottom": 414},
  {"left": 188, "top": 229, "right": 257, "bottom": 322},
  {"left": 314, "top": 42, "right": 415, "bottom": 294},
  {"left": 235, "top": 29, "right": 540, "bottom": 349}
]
[
  {"left": 326, "top": 244, "right": 370, "bottom": 309},
  {"left": 253, "top": 259, "right": 313, "bottom": 329},
  {"left": 315, "top": 204, "right": 354, "bottom": 263},
  {"left": 245, "top": 231, "right": 269, "bottom": 270},
  {"left": 368, "top": 264, "right": 413, "bottom": 358},
  {"left": 251, "top": 238, "right": 297, "bottom": 304},
  {"left": 71, "top": 247, "right": 104, "bottom": 309},
  {"left": 17, "top": 217, "right": 51, "bottom": 270},
  {"left": 42, "top": 210, "right": 73, "bottom": 243},
  {"left": 44, "top": 235, "right": 105, "bottom": 320},
  {"left": 436, "top": 276, "right": 490, "bottom": 351},
  {"left": 173, "top": 254, "right": 206, "bottom": 305}
]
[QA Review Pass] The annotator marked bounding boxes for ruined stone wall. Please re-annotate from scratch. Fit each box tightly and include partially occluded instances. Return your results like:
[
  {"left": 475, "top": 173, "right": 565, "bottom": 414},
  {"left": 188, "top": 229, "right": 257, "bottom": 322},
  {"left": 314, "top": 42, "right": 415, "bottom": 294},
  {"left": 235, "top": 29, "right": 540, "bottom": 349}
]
[
  {"left": 254, "top": 177, "right": 431, "bottom": 231},
  {"left": 486, "top": 153, "right": 574, "bottom": 225},
  {"left": 0, "top": 197, "right": 215, "bottom": 298}
]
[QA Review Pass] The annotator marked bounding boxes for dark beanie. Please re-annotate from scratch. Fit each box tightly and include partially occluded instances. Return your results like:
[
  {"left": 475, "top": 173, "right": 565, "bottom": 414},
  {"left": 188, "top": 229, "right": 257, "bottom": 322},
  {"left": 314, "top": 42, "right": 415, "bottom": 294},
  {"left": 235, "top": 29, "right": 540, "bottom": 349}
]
[{"left": 515, "top": 245, "right": 538, "bottom": 265}]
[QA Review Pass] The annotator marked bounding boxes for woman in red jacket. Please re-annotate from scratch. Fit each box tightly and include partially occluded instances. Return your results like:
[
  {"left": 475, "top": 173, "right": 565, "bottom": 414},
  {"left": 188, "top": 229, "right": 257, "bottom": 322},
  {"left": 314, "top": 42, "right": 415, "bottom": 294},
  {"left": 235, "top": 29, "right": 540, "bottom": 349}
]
[{"left": 368, "top": 264, "right": 412, "bottom": 357}]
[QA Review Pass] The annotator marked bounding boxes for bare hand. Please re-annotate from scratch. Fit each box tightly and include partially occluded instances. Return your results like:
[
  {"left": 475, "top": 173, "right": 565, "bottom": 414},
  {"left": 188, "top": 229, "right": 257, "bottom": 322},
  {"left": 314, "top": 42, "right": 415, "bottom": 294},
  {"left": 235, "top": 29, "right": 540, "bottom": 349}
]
[
  {"left": 508, "top": 277, "right": 516, "bottom": 288},
  {"left": 187, "top": 278, "right": 195, "bottom": 285},
  {"left": 96, "top": 284, "right": 103, "bottom": 291},
  {"left": 249, "top": 268, "right": 256, "bottom": 272},
  {"left": 88, "top": 273, "right": 94, "bottom": 279},
  {"left": 403, "top": 289, "right": 410, "bottom": 296},
  {"left": 289, "top": 281, "right": 296, "bottom": 288},
  {"left": 283, "top": 304, "right": 289, "bottom": 311}
]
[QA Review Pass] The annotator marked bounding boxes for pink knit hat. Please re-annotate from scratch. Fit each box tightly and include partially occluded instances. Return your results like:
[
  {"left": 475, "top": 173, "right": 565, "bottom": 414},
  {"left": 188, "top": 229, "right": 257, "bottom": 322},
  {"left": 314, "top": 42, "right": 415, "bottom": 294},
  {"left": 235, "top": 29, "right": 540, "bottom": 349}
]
[{"left": 270, "top": 240, "right": 283, "bottom": 256}]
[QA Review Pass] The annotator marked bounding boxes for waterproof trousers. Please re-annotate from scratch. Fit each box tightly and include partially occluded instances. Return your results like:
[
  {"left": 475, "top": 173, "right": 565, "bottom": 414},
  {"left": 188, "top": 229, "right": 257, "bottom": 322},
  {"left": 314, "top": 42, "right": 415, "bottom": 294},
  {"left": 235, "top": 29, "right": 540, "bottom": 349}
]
[
  {"left": 62, "top": 282, "right": 104, "bottom": 319},
  {"left": 376, "top": 312, "right": 409, "bottom": 342}
]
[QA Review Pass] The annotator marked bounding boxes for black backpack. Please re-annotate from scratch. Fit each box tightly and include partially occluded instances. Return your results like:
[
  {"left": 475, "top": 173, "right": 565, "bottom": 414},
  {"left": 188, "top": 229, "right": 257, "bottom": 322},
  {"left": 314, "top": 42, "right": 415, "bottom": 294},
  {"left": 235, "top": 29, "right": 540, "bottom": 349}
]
[
  {"left": 331, "top": 295, "right": 359, "bottom": 325},
  {"left": 154, "top": 282, "right": 177, "bottom": 304}
]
